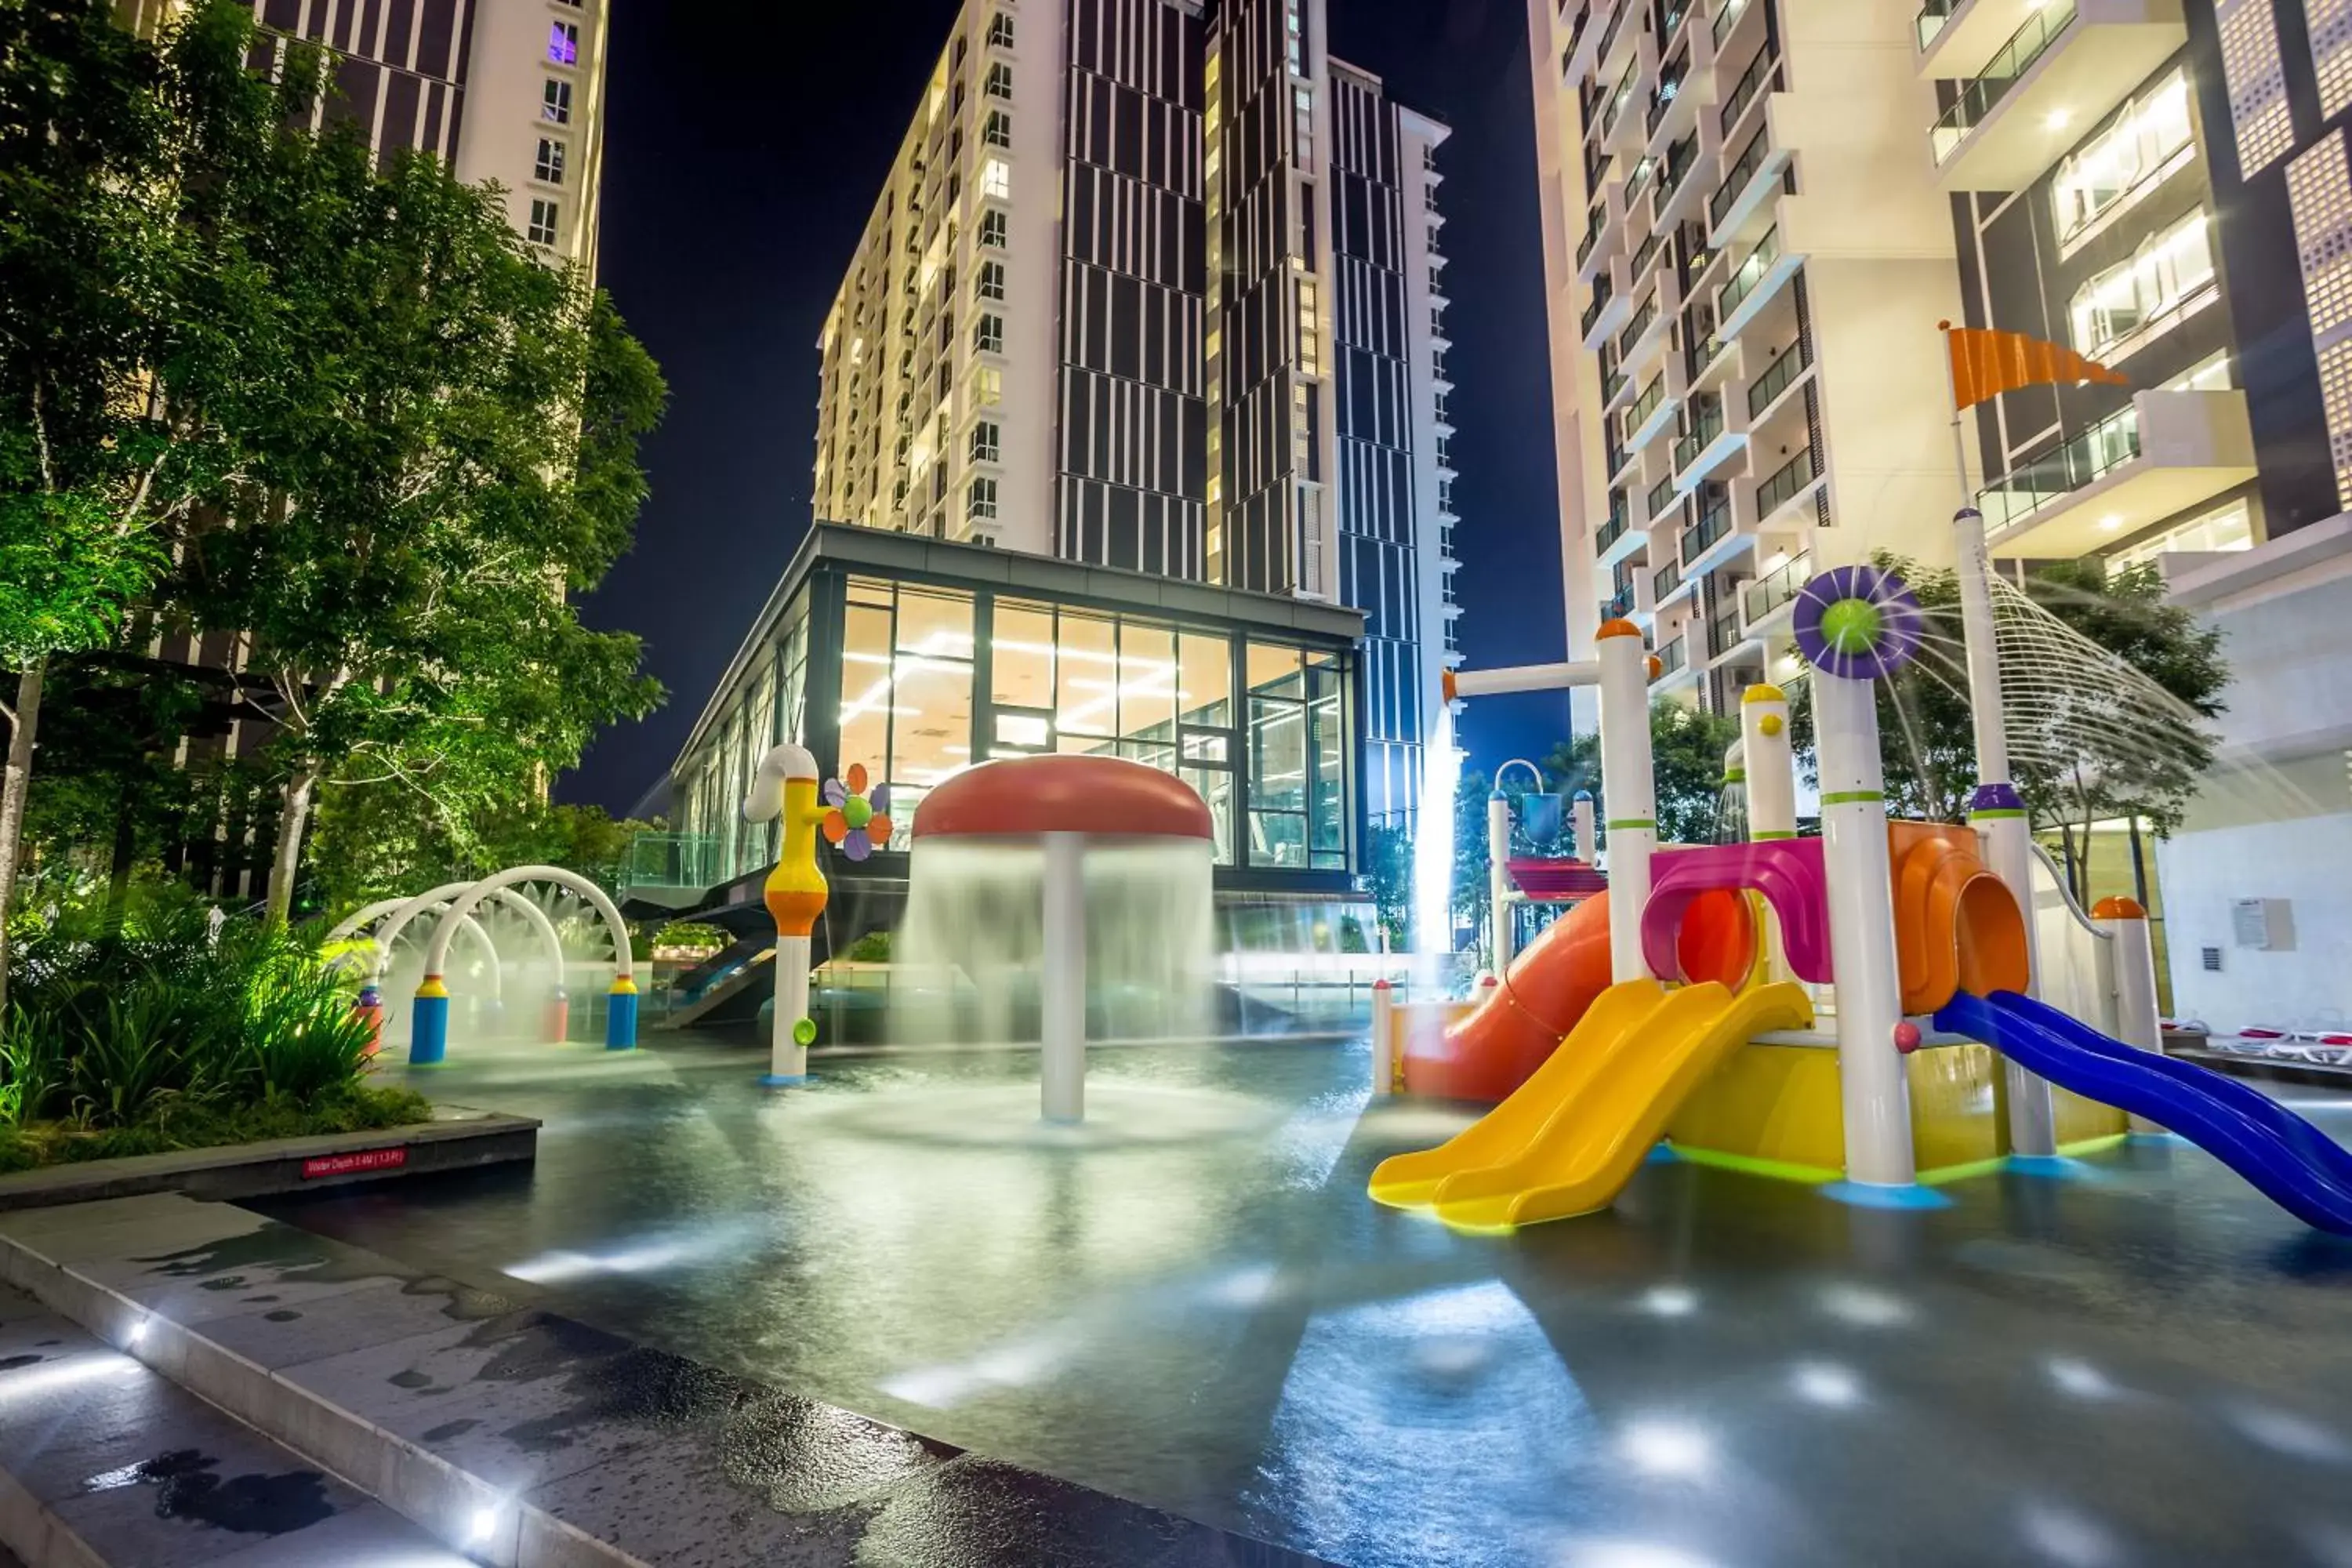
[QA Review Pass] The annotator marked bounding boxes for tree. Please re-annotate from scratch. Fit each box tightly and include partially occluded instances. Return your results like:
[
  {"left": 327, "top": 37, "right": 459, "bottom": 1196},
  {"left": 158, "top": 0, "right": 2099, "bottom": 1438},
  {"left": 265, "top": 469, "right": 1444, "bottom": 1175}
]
[
  {"left": 1362, "top": 822, "right": 1412, "bottom": 953},
  {"left": 0, "top": 2, "right": 278, "bottom": 1021},
  {"left": 1538, "top": 699, "right": 1742, "bottom": 847},
  {"left": 168, "top": 52, "right": 667, "bottom": 924},
  {"left": 304, "top": 786, "right": 653, "bottom": 919},
  {"left": 1786, "top": 551, "right": 2226, "bottom": 902}
]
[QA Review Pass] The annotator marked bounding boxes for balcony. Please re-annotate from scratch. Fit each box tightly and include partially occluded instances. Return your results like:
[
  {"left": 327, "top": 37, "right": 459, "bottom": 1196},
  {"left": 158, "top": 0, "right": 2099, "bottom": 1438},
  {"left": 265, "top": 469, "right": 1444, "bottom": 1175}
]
[
  {"left": 1581, "top": 279, "right": 1628, "bottom": 348},
  {"left": 1652, "top": 634, "right": 1693, "bottom": 684},
  {"left": 1604, "top": 366, "right": 1630, "bottom": 407},
  {"left": 1755, "top": 445, "right": 1823, "bottom": 522},
  {"left": 1655, "top": 134, "right": 1704, "bottom": 218},
  {"left": 1746, "top": 336, "right": 1812, "bottom": 419},
  {"left": 1680, "top": 495, "right": 1732, "bottom": 565},
  {"left": 1630, "top": 225, "right": 1666, "bottom": 281},
  {"left": 1607, "top": 438, "right": 1635, "bottom": 484},
  {"left": 1619, "top": 291, "right": 1664, "bottom": 358},
  {"left": 1978, "top": 388, "right": 2256, "bottom": 560},
  {"left": 1719, "top": 46, "right": 1780, "bottom": 139},
  {"left": 1653, "top": 557, "right": 1690, "bottom": 607},
  {"left": 1708, "top": 603, "right": 1748, "bottom": 660},
  {"left": 1595, "top": 507, "right": 1630, "bottom": 555},
  {"left": 1709, "top": 124, "right": 1789, "bottom": 239},
  {"left": 1929, "top": 0, "right": 2187, "bottom": 192},
  {"left": 1713, "top": 0, "right": 1755, "bottom": 49},
  {"left": 1716, "top": 225, "right": 1800, "bottom": 339},
  {"left": 1629, "top": 372, "right": 1676, "bottom": 445},
  {"left": 1646, "top": 71, "right": 1687, "bottom": 139},
  {"left": 1673, "top": 405, "right": 1726, "bottom": 475},
  {"left": 1740, "top": 550, "right": 1811, "bottom": 633}
]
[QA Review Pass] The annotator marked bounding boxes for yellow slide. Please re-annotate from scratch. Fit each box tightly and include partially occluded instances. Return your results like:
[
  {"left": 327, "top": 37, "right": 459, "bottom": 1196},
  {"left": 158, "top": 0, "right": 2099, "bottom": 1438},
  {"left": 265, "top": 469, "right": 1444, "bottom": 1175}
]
[{"left": 1370, "top": 978, "right": 1812, "bottom": 1233}]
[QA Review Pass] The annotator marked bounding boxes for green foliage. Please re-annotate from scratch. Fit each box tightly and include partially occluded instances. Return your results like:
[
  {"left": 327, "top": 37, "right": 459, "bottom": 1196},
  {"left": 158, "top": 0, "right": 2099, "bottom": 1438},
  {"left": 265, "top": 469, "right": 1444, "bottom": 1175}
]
[
  {"left": 1362, "top": 822, "right": 1411, "bottom": 952},
  {"left": 652, "top": 922, "right": 728, "bottom": 956},
  {"left": 153, "top": 38, "right": 670, "bottom": 918},
  {"left": 306, "top": 788, "right": 654, "bottom": 920},
  {"left": 1537, "top": 699, "right": 1742, "bottom": 847},
  {"left": 0, "top": 1085, "right": 430, "bottom": 1175},
  {"left": 2, "top": 884, "right": 395, "bottom": 1138},
  {"left": 843, "top": 930, "right": 894, "bottom": 964}
]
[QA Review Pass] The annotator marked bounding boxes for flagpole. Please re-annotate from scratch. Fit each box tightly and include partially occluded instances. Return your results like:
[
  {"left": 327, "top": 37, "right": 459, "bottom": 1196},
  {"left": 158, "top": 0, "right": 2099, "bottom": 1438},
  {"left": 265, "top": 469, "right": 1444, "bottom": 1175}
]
[{"left": 1940, "top": 321, "right": 2060, "bottom": 1162}]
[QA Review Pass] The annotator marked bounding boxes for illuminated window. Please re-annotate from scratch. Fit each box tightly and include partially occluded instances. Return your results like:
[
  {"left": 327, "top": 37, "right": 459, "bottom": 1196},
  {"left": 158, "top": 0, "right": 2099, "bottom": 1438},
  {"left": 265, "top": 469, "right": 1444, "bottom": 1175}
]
[
  {"left": 1297, "top": 274, "right": 1321, "bottom": 376},
  {"left": 533, "top": 138, "right": 565, "bottom": 185},
  {"left": 984, "top": 110, "right": 1012, "bottom": 148},
  {"left": 541, "top": 78, "right": 571, "bottom": 124},
  {"left": 2069, "top": 210, "right": 2215, "bottom": 360},
  {"left": 973, "top": 312, "right": 1004, "bottom": 354},
  {"left": 967, "top": 477, "right": 998, "bottom": 521},
  {"left": 2217, "top": 0, "right": 2292, "bottom": 174},
  {"left": 2163, "top": 352, "right": 2232, "bottom": 393},
  {"left": 975, "top": 260, "right": 1006, "bottom": 301},
  {"left": 982, "top": 158, "right": 1011, "bottom": 200},
  {"left": 2052, "top": 73, "right": 2192, "bottom": 251},
  {"left": 979, "top": 209, "right": 1009, "bottom": 248},
  {"left": 527, "top": 198, "right": 558, "bottom": 246},
  {"left": 2108, "top": 498, "right": 2254, "bottom": 569},
  {"left": 985, "top": 62, "right": 1014, "bottom": 100},
  {"left": 548, "top": 20, "right": 579, "bottom": 66},
  {"left": 987, "top": 12, "right": 1014, "bottom": 49},
  {"left": 971, "top": 419, "right": 1001, "bottom": 463},
  {"left": 971, "top": 365, "right": 1003, "bottom": 405}
]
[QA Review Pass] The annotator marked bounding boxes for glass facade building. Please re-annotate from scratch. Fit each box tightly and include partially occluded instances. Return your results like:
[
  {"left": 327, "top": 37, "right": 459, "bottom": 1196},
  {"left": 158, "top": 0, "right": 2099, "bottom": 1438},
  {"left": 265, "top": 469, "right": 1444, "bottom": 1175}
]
[{"left": 668, "top": 525, "right": 1365, "bottom": 920}]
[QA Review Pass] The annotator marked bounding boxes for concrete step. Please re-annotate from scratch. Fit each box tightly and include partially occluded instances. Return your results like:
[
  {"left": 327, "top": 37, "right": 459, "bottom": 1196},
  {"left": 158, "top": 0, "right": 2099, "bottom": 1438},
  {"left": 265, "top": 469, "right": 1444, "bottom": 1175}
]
[
  {"left": 0, "top": 1195, "right": 1331, "bottom": 1568},
  {"left": 0, "top": 1283, "right": 466, "bottom": 1568}
]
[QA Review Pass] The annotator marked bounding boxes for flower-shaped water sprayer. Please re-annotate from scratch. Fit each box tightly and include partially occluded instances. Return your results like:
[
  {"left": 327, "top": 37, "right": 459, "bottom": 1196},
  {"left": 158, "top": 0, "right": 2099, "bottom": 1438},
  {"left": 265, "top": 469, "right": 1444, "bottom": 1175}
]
[{"left": 822, "top": 764, "right": 895, "bottom": 862}]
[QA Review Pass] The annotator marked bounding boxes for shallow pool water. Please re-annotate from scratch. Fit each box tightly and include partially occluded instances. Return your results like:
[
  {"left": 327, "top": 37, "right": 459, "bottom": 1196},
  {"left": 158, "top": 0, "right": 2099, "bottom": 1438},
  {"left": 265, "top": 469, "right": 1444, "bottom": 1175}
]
[{"left": 260, "top": 1033, "right": 2352, "bottom": 1567}]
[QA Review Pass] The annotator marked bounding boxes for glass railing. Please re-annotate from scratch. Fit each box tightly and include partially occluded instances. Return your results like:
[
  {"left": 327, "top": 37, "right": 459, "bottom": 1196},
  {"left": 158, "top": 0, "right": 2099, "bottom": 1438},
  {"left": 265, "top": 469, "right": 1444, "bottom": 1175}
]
[
  {"left": 1721, "top": 48, "right": 1779, "bottom": 135},
  {"left": 1603, "top": 57, "right": 1641, "bottom": 139},
  {"left": 1675, "top": 405, "right": 1725, "bottom": 472},
  {"left": 1596, "top": 514, "right": 1629, "bottom": 554},
  {"left": 1597, "top": 2, "right": 1629, "bottom": 67},
  {"left": 1630, "top": 373, "right": 1667, "bottom": 428},
  {"left": 1581, "top": 280, "right": 1616, "bottom": 336},
  {"left": 1916, "top": 0, "right": 1955, "bottom": 49},
  {"left": 1681, "top": 497, "right": 1731, "bottom": 563},
  {"left": 1977, "top": 403, "right": 2142, "bottom": 532},
  {"left": 1604, "top": 368, "right": 1628, "bottom": 404},
  {"left": 1632, "top": 227, "right": 1664, "bottom": 278},
  {"left": 1620, "top": 293, "right": 1659, "bottom": 354},
  {"left": 1713, "top": 0, "right": 1751, "bottom": 49},
  {"left": 1578, "top": 214, "right": 1603, "bottom": 267},
  {"left": 1647, "top": 473, "right": 1678, "bottom": 517},
  {"left": 1624, "top": 153, "right": 1658, "bottom": 208},
  {"left": 1603, "top": 586, "right": 1636, "bottom": 620},
  {"left": 1742, "top": 551, "right": 1811, "bottom": 625},
  {"left": 1648, "top": 64, "right": 1687, "bottom": 136},
  {"left": 1755, "top": 445, "right": 1819, "bottom": 517},
  {"left": 1564, "top": 1, "right": 1594, "bottom": 60},
  {"left": 1746, "top": 335, "right": 1810, "bottom": 418},
  {"left": 1608, "top": 440, "right": 1632, "bottom": 478},
  {"left": 618, "top": 833, "right": 726, "bottom": 895},
  {"left": 1663, "top": 1, "right": 1690, "bottom": 42},
  {"left": 1930, "top": 0, "right": 2079, "bottom": 163},
  {"left": 1655, "top": 635, "right": 1689, "bottom": 677},
  {"left": 1709, "top": 605, "right": 1744, "bottom": 656},
  {"left": 1653, "top": 558, "right": 1685, "bottom": 601},
  {"left": 1710, "top": 128, "right": 1769, "bottom": 227},
  {"left": 1658, "top": 136, "right": 1700, "bottom": 206},
  {"left": 1718, "top": 226, "right": 1780, "bottom": 320}
]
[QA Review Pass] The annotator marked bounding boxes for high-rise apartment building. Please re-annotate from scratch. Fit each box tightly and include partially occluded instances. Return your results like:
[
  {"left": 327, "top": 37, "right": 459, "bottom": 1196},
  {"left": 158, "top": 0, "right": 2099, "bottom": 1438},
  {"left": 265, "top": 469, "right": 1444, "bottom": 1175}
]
[
  {"left": 1532, "top": 0, "right": 2352, "bottom": 720},
  {"left": 1530, "top": 0, "right": 1970, "bottom": 713},
  {"left": 808, "top": 0, "right": 1457, "bottom": 827},
  {"left": 123, "top": 0, "right": 609, "bottom": 276}
]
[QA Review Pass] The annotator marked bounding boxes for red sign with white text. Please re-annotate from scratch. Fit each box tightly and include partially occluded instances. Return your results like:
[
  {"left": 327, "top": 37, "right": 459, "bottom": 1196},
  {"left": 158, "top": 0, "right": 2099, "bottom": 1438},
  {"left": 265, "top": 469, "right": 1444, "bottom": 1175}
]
[{"left": 300, "top": 1146, "right": 409, "bottom": 1180}]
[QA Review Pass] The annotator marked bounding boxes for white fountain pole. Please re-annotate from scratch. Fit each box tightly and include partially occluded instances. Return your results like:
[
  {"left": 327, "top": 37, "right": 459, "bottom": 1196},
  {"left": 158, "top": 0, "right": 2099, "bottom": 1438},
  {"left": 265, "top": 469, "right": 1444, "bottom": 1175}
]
[
  {"left": 1040, "top": 830, "right": 1087, "bottom": 1123},
  {"left": 1955, "top": 505, "right": 2057, "bottom": 1160},
  {"left": 1487, "top": 789, "right": 1514, "bottom": 971},
  {"left": 1595, "top": 624, "right": 1657, "bottom": 985},
  {"left": 1741, "top": 684, "right": 1796, "bottom": 982}
]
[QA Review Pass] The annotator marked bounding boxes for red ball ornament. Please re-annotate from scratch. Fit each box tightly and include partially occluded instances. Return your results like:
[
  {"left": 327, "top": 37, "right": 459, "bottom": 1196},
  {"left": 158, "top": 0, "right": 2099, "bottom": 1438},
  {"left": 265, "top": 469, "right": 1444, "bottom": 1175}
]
[{"left": 1893, "top": 1021, "right": 1923, "bottom": 1054}]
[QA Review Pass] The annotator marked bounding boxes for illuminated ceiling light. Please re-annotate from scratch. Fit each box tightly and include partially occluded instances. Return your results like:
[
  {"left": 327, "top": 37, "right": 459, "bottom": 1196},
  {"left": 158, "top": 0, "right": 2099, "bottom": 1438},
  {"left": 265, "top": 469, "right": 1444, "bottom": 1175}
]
[
  {"left": 468, "top": 1508, "right": 499, "bottom": 1545},
  {"left": 2045, "top": 108, "right": 2072, "bottom": 130},
  {"left": 2098, "top": 513, "right": 2124, "bottom": 531}
]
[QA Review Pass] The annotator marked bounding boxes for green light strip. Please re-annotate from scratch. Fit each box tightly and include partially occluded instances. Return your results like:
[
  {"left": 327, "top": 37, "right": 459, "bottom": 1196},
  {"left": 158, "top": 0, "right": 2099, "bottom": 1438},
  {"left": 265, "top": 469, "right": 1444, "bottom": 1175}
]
[
  {"left": 1818, "top": 789, "right": 1885, "bottom": 806},
  {"left": 1666, "top": 1145, "right": 1842, "bottom": 1185},
  {"left": 1969, "top": 808, "right": 2028, "bottom": 821},
  {"left": 1752, "top": 829, "right": 1797, "bottom": 840},
  {"left": 1606, "top": 818, "right": 1657, "bottom": 831}
]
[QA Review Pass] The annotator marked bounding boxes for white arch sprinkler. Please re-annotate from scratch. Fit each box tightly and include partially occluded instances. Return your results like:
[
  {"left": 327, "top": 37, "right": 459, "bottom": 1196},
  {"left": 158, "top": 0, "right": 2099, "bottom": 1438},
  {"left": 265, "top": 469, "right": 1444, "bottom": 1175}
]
[
  {"left": 412, "top": 868, "right": 639, "bottom": 1062},
  {"left": 743, "top": 744, "right": 832, "bottom": 1087},
  {"left": 332, "top": 887, "right": 572, "bottom": 1047}
]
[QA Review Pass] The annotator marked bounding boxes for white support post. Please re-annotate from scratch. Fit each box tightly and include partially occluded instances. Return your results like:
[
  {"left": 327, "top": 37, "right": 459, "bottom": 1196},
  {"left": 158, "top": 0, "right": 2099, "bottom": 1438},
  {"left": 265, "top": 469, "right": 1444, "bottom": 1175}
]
[
  {"left": 1040, "top": 831, "right": 1087, "bottom": 1123},
  {"left": 1370, "top": 979, "right": 1396, "bottom": 1097},
  {"left": 1572, "top": 793, "right": 1597, "bottom": 864},
  {"left": 771, "top": 935, "right": 813, "bottom": 1081},
  {"left": 1740, "top": 686, "right": 1796, "bottom": 840},
  {"left": 1595, "top": 627, "right": 1656, "bottom": 985},
  {"left": 1488, "top": 792, "right": 1515, "bottom": 971},
  {"left": 1814, "top": 673, "right": 1918, "bottom": 1189},
  {"left": 2098, "top": 898, "right": 2167, "bottom": 1135},
  {"left": 1955, "top": 506, "right": 2057, "bottom": 1159}
]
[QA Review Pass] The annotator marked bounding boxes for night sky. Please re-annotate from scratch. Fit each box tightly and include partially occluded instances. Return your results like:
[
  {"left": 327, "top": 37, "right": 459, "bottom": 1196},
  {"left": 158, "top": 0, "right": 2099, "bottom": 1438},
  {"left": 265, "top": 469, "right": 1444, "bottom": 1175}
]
[{"left": 564, "top": 0, "right": 1573, "bottom": 816}]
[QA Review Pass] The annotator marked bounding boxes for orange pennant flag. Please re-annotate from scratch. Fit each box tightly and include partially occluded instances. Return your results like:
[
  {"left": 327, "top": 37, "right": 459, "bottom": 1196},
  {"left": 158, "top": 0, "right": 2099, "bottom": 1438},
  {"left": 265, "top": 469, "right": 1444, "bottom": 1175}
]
[{"left": 1940, "top": 321, "right": 2128, "bottom": 411}]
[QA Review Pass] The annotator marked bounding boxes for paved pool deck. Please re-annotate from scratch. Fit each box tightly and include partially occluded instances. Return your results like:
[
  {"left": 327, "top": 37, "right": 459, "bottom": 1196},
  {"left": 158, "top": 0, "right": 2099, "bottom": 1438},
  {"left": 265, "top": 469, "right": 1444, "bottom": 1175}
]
[{"left": 256, "top": 1032, "right": 2352, "bottom": 1567}]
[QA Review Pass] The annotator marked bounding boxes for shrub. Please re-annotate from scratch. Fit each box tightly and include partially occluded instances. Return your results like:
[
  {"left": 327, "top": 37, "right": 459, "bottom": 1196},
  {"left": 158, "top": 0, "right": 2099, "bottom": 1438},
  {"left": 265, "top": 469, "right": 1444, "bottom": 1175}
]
[{"left": 844, "top": 930, "right": 893, "bottom": 964}]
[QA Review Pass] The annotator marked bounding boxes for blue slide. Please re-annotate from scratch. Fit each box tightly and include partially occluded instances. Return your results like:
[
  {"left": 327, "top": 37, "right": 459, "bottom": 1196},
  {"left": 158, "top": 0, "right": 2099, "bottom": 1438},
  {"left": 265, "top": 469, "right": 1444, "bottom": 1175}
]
[{"left": 1936, "top": 989, "right": 2352, "bottom": 1235}]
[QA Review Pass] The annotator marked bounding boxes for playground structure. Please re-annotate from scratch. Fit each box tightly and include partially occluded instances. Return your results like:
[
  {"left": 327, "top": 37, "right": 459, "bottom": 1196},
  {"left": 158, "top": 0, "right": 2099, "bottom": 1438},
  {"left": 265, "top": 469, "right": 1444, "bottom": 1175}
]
[
  {"left": 1374, "top": 521, "right": 2352, "bottom": 1235},
  {"left": 743, "top": 743, "right": 832, "bottom": 1085},
  {"left": 325, "top": 869, "right": 640, "bottom": 1062}
]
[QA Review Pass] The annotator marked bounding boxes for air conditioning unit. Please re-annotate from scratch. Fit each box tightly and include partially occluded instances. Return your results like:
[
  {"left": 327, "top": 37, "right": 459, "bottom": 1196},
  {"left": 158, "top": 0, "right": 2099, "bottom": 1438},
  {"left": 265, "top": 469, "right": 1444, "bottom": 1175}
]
[{"left": 2230, "top": 898, "right": 2294, "bottom": 952}]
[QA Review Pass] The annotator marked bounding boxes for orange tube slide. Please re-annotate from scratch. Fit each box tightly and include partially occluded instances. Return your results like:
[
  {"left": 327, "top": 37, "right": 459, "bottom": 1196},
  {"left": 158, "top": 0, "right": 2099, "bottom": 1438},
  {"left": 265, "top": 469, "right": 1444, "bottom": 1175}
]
[{"left": 1402, "top": 889, "right": 1754, "bottom": 1103}]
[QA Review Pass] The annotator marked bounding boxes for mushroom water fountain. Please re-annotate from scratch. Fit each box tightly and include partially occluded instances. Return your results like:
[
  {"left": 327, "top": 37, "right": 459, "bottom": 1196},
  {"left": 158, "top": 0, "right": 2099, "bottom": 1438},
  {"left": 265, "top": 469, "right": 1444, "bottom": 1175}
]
[{"left": 898, "top": 755, "right": 1217, "bottom": 1123}]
